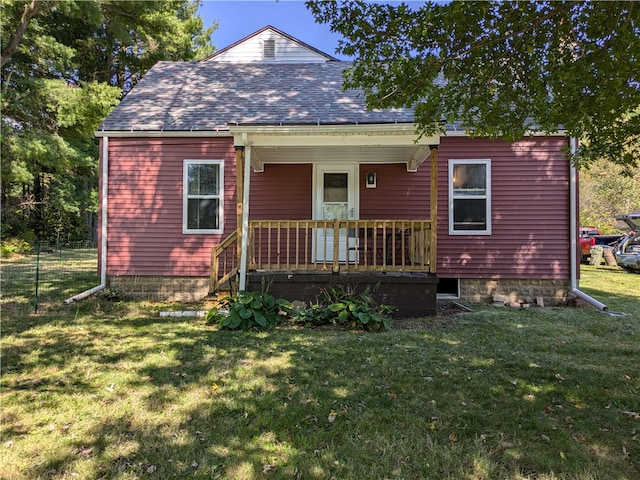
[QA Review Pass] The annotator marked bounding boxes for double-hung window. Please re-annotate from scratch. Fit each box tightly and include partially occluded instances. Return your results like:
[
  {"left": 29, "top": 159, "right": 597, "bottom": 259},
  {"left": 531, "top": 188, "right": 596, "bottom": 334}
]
[
  {"left": 449, "top": 159, "right": 491, "bottom": 235},
  {"left": 183, "top": 160, "right": 223, "bottom": 234}
]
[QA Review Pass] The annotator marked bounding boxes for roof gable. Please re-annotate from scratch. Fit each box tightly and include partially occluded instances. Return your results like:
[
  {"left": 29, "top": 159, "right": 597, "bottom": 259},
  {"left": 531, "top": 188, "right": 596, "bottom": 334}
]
[{"left": 201, "top": 25, "right": 338, "bottom": 64}]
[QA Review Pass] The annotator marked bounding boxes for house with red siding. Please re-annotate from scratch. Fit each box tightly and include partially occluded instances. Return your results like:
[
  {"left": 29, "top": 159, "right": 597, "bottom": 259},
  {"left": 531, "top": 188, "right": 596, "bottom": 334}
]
[{"left": 92, "top": 26, "right": 588, "bottom": 316}]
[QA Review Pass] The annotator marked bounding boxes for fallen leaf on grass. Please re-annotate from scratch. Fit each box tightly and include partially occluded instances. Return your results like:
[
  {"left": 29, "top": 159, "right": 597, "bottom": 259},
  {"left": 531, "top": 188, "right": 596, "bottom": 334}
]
[
  {"left": 59, "top": 423, "right": 72, "bottom": 434},
  {"left": 622, "top": 411, "right": 639, "bottom": 419},
  {"left": 448, "top": 433, "right": 458, "bottom": 442},
  {"left": 328, "top": 411, "right": 337, "bottom": 423},
  {"left": 147, "top": 465, "right": 157, "bottom": 474},
  {"left": 74, "top": 446, "right": 94, "bottom": 457}
]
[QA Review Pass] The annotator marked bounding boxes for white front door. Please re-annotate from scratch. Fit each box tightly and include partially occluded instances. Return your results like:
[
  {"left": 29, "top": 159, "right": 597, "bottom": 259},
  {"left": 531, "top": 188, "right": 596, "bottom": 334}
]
[{"left": 314, "top": 164, "right": 358, "bottom": 263}]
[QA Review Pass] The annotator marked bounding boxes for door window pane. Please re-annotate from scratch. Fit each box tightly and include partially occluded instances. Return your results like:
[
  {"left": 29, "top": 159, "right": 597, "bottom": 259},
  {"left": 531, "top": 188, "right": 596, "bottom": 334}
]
[{"left": 323, "top": 173, "right": 348, "bottom": 203}]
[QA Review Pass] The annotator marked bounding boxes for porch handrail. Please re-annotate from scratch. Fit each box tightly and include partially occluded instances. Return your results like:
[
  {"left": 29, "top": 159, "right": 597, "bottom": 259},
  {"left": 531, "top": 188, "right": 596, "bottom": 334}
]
[
  {"left": 247, "top": 219, "right": 433, "bottom": 273},
  {"left": 210, "top": 229, "right": 239, "bottom": 294}
]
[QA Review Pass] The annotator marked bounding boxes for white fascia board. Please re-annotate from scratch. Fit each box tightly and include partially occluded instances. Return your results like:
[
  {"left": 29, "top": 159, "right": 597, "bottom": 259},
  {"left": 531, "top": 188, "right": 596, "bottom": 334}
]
[
  {"left": 231, "top": 124, "right": 440, "bottom": 147},
  {"left": 443, "top": 129, "right": 569, "bottom": 138},
  {"left": 94, "top": 130, "right": 232, "bottom": 138}
]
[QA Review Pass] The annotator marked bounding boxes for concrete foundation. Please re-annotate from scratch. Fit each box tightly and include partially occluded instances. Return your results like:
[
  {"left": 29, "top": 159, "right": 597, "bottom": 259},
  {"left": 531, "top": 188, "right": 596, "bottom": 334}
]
[{"left": 459, "top": 278, "right": 572, "bottom": 305}]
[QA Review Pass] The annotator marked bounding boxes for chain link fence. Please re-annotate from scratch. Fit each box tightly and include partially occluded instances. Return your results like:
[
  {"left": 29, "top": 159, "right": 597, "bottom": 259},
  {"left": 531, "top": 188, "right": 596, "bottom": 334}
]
[{"left": 1, "top": 241, "right": 99, "bottom": 313}]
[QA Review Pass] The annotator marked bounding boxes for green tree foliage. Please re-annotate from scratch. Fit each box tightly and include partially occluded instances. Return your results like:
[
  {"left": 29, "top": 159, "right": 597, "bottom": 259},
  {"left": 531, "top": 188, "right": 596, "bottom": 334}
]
[
  {"left": 1, "top": 0, "right": 216, "bottom": 242},
  {"left": 307, "top": 1, "right": 640, "bottom": 170},
  {"left": 579, "top": 161, "right": 640, "bottom": 233}
]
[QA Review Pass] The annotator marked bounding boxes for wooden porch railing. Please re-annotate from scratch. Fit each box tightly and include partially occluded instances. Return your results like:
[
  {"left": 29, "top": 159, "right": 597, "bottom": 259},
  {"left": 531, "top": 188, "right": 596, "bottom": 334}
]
[
  {"left": 210, "top": 229, "right": 239, "bottom": 294},
  {"left": 210, "top": 220, "right": 433, "bottom": 293},
  {"left": 248, "top": 219, "right": 432, "bottom": 272}
]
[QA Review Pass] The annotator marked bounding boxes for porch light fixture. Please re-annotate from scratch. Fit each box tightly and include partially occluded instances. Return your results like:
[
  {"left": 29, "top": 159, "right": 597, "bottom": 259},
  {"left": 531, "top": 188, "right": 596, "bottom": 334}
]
[{"left": 366, "top": 171, "right": 377, "bottom": 188}]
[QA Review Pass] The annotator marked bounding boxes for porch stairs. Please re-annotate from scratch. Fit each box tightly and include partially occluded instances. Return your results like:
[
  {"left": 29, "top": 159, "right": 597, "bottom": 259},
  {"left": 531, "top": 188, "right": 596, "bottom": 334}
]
[{"left": 209, "top": 229, "right": 239, "bottom": 296}]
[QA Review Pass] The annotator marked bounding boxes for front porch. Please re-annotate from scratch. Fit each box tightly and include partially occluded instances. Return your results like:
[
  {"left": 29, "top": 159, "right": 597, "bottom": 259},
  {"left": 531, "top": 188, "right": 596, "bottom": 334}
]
[
  {"left": 209, "top": 124, "right": 441, "bottom": 317},
  {"left": 210, "top": 219, "right": 438, "bottom": 317}
]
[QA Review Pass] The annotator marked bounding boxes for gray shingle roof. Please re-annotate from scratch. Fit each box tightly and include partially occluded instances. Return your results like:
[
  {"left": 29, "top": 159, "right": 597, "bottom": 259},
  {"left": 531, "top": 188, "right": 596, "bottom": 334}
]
[{"left": 98, "top": 61, "right": 415, "bottom": 131}]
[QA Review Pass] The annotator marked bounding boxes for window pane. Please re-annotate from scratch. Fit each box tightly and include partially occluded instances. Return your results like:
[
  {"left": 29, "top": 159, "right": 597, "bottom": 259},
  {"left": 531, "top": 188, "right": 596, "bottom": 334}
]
[
  {"left": 453, "top": 164, "right": 486, "bottom": 195},
  {"left": 188, "top": 164, "right": 219, "bottom": 195},
  {"left": 323, "top": 203, "right": 348, "bottom": 220},
  {"left": 324, "top": 173, "right": 348, "bottom": 203},
  {"left": 187, "top": 199, "right": 219, "bottom": 230},
  {"left": 453, "top": 199, "right": 486, "bottom": 230}
]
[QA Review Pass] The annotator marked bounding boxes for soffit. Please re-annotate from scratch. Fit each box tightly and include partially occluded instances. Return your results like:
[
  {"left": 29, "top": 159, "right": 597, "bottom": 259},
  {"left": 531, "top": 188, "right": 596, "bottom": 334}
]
[{"left": 232, "top": 125, "right": 439, "bottom": 172}]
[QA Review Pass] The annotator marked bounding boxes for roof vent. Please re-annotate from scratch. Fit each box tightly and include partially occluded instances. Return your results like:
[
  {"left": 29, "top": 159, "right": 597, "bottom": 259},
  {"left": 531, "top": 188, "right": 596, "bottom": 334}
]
[{"left": 263, "top": 39, "right": 275, "bottom": 59}]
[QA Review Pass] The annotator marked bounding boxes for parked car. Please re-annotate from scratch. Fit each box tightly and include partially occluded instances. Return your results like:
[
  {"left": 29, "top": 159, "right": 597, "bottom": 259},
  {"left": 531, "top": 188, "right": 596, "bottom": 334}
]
[
  {"left": 613, "top": 213, "right": 640, "bottom": 273},
  {"left": 579, "top": 226, "right": 600, "bottom": 263},
  {"left": 579, "top": 225, "right": 626, "bottom": 264}
]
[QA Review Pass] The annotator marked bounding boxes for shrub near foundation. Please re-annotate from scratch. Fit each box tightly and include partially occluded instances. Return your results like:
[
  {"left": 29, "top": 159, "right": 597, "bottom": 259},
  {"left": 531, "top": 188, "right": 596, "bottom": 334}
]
[
  {"left": 206, "top": 290, "right": 292, "bottom": 330},
  {"left": 295, "top": 285, "right": 395, "bottom": 331}
]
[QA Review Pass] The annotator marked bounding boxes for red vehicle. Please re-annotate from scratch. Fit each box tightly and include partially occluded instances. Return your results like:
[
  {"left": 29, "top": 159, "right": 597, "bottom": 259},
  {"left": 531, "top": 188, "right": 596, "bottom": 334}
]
[{"left": 579, "top": 227, "right": 601, "bottom": 263}]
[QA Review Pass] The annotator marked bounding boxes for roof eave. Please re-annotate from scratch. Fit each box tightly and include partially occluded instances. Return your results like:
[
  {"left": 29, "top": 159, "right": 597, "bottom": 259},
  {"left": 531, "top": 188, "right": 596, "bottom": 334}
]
[{"left": 94, "top": 129, "right": 232, "bottom": 138}]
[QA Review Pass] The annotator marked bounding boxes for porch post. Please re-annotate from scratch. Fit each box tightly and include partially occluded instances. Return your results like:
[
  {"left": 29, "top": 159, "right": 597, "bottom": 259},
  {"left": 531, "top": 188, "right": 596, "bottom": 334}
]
[
  {"left": 235, "top": 146, "right": 244, "bottom": 262},
  {"left": 429, "top": 145, "right": 438, "bottom": 274},
  {"left": 238, "top": 140, "right": 252, "bottom": 291}
]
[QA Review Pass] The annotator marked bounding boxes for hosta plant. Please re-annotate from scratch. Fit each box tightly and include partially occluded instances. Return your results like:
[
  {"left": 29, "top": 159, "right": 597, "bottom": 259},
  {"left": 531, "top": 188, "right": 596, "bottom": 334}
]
[
  {"left": 296, "top": 285, "right": 395, "bottom": 331},
  {"left": 206, "top": 290, "right": 292, "bottom": 330}
]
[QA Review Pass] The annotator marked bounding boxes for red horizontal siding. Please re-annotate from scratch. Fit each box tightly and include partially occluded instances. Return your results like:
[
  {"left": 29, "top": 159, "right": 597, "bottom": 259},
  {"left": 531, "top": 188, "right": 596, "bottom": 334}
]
[
  {"left": 248, "top": 164, "right": 312, "bottom": 264},
  {"left": 359, "top": 163, "right": 430, "bottom": 219},
  {"left": 106, "top": 137, "right": 236, "bottom": 276},
  {"left": 249, "top": 164, "right": 312, "bottom": 219},
  {"left": 437, "top": 136, "right": 570, "bottom": 279},
  {"left": 103, "top": 135, "right": 571, "bottom": 281},
  {"left": 360, "top": 138, "right": 572, "bottom": 280}
]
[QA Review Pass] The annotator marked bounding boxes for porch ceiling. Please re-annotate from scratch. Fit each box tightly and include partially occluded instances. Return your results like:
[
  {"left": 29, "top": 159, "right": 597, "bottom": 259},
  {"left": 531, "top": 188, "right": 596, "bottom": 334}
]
[
  {"left": 251, "top": 145, "right": 431, "bottom": 172},
  {"left": 231, "top": 124, "right": 440, "bottom": 172}
]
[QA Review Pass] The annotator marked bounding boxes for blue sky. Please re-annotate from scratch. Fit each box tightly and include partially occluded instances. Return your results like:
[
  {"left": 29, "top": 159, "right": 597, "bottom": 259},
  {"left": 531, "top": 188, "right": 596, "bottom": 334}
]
[{"left": 197, "top": 0, "right": 349, "bottom": 59}]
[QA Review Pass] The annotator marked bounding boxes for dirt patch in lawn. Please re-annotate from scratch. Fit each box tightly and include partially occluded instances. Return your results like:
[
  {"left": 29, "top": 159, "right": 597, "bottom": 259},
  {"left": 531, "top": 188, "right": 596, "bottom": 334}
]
[{"left": 392, "top": 302, "right": 474, "bottom": 330}]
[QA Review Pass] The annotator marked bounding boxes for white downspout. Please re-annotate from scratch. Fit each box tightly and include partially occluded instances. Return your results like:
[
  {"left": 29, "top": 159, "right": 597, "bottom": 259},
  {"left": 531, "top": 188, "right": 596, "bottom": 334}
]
[
  {"left": 64, "top": 136, "right": 108, "bottom": 303},
  {"left": 238, "top": 135, "right": 251, "bottom": 291},
  {"left": 569, "top": 137, "right": 607, "bottom": 311}
]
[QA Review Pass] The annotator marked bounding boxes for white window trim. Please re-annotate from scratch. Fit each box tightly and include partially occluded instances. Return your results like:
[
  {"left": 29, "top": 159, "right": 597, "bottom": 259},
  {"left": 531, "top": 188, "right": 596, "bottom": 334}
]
[
  {"left": 183, "top": 159, "right": 224, "bottom": 234},
  {"left": 448, "top": 159, "right": 492, "bottom": 235}
]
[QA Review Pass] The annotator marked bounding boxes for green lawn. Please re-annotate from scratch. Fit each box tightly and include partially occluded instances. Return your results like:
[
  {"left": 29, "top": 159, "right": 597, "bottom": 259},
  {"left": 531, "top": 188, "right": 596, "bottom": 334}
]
[
  {"left": 1, "top": 246, "right": 99, "bottom": 313},
  {"left": 1, "top": 265, "right": 638, "bottom": 479}
]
